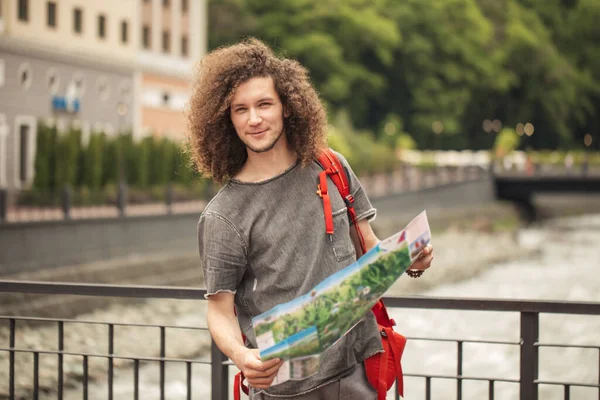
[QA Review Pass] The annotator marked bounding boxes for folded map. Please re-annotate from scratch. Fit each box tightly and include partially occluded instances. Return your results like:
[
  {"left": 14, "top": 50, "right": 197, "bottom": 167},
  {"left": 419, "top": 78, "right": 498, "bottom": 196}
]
[{"left": 252, "top": 210, "right": 432, "bottom": 386}]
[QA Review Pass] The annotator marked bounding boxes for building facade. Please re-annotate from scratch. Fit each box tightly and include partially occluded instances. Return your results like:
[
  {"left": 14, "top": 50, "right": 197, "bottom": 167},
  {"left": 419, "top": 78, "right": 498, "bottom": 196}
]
[
  {"left": 0, "top": 0, "right": 207, "bottom": 192},
  {"left": 136, "top": 0, "right": 207, "bottom": 140}
]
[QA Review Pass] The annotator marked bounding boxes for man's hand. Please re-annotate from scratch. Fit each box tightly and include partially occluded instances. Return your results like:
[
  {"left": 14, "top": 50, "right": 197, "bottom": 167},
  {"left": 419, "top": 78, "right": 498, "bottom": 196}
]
[
  {"left": 409, "top": 244, "right": 434, "bottom": 271},
  {"left": 234, "top": 348, "right": 283, "bottom": 389},
  {"left": 207, "top": 293, "right": 281, "bottom": 389}
]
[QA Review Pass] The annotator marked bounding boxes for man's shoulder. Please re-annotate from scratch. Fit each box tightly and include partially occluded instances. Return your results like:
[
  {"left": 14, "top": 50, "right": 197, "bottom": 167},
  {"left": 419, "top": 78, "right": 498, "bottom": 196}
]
[
  {"left": 316, "top": 148, "right": 351, "bottom": 168},
  {"left": 200, "top": 182, "right": 240, "bottom": 218}
]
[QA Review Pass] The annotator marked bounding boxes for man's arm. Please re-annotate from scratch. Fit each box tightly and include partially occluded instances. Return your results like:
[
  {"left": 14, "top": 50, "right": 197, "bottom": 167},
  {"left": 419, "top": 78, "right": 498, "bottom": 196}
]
[
  {"left": 350, "top": 218, "right": 380, "bottom": 257},
  {"left": 207, "top": 292, "right": 282, "bottom": 389}
]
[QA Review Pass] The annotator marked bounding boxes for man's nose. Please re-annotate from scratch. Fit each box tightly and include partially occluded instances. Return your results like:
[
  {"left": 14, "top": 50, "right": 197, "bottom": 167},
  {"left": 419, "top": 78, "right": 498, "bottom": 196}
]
[{"left": 248, "top": 108, "right": 262, "bottom": 126}]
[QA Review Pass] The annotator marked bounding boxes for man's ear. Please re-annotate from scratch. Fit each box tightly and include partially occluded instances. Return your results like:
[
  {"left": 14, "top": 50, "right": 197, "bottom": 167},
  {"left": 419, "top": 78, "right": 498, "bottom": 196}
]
[{"left": 283, "top": 106, "right": 291, "bottom": 118}]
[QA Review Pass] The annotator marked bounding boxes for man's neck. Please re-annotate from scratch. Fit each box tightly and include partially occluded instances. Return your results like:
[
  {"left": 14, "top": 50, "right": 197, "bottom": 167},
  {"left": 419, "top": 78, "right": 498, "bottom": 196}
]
[{"left": 236, "top": 144, "right": 297, "bottom": 183}]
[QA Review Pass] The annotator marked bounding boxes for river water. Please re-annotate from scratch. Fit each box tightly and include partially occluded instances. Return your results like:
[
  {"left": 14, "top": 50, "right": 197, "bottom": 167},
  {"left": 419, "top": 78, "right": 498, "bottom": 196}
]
[
  {"left": 394, "top": 213, "right": 600, "bottom": 400},
  {"left": 61, "top": 213, "right": 600, "bottom": 400}
]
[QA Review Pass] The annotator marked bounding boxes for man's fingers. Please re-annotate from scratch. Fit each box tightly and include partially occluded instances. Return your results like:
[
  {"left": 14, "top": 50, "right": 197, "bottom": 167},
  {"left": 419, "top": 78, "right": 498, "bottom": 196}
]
[
  {"left": 244, "top": 354, "right": 264, "bottom": 370},
  {"left": 251, "top": 357, "right": 280, "bottom": 371},
  {"left": 245, "top": 349, "right": 280, "bottom": 371},
  {"left": 247, "top": 363, "right": 283, "bottom": 390},
  {"left": 248, "top": 364, "right": 281, "bottom": 384},
  {"left": 419, "top": 245, "right": 433, "bottom": 257},
  {"left": 245, "top": 359, "right": 282, "bottom": 379},
  {"left": 262, "top": 359, "right": 283, "bottom": 376},
  {"left": 262, "top": 357, "right": 282, "bottom": 369},
  {"left": 409, "top": 254, "right": 434, "bottom": 271}
]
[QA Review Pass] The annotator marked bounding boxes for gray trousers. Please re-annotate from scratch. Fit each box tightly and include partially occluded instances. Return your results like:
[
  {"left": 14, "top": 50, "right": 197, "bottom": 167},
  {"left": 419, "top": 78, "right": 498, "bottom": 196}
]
[{"left": 249, "top": 364, "right": 377, "bottom": 399}]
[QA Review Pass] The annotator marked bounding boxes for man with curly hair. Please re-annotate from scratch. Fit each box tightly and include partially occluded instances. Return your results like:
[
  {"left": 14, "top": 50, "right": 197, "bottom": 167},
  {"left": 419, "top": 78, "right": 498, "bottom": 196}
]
[{"left": 189, "top": 38, "right": 433, "bottom": 398}]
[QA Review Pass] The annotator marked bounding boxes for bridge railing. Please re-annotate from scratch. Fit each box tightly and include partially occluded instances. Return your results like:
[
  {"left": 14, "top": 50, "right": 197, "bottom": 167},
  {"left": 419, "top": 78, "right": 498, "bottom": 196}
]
[{"left": 1, "top": 280, "right": 597, "bottom": 400}]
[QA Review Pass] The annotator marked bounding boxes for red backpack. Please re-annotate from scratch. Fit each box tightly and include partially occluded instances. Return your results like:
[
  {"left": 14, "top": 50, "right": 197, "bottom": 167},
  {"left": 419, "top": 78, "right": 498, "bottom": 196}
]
[{"left": 234, "top": 149, "right": 406, "bottom": 400}]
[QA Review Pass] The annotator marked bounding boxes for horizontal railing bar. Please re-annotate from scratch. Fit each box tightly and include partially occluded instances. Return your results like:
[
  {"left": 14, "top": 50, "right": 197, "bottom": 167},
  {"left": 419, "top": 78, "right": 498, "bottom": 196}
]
[
  {"left": 536, "top": 343, "right": 600, "bottom": 350},
  {"left": 0, "top": 280, "right": 207, "bottom": 299},
  {"left": 0, "top": 347, "right": 211, "bottom": 364},
  {"left": 404, "top": 373, "right": 519, "bottom": 383},
  {"left": 0, "top": 315, "right": 208, "bottom": 331},
  {"left": 405, "top": 336, "right": 520, "bottom": 346},
  {"left": 535, "top": 380, "right": 600, "bottom": 388},
  {"left": 382, "top": 296, "right": 600, "bottom": 315},
  {"left": 2, "top": 281, "right": 600, "bottom": 315}
]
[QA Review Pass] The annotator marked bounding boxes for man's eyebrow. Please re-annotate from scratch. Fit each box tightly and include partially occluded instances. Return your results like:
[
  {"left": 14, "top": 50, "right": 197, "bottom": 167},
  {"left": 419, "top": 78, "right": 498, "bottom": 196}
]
[{"left": 231, "top": 97, "right": 275, "bottom": 108}]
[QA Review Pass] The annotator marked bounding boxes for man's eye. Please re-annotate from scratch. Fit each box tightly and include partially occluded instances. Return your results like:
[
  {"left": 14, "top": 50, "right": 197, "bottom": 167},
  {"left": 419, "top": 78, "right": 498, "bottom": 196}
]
[
  {"left": 259, "top": 103, "right": 271, "bottom": 108},
  {"left": 235, "top": 108, "right": 247, "bottom": 113}
]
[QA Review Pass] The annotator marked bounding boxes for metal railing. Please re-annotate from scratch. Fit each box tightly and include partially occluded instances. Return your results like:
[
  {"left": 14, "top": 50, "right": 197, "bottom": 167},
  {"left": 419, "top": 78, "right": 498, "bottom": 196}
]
[
  {"left": 0, "top": 182, "right": 216, "bottom": 224},
  {"left": 1, "top": 280, "right": 598, "bottom": 400}
]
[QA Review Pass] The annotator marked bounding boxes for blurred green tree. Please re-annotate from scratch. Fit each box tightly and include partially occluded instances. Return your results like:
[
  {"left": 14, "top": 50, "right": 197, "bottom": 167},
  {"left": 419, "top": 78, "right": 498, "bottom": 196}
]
[{"left": 208, "top": 0, "right": 600, "bottom": 151}]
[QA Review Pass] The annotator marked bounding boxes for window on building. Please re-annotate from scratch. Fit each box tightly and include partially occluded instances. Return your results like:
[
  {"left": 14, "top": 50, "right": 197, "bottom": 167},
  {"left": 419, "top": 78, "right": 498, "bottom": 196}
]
[
  {"left": 182, "top": 0, "right": 188, "bottom": 13},
  {"left": 162, "top": 92, "right": 170, "bottom": 106},
  {"left": 163, "top": 0, "right": 170, "bottom": 7},
  {"left": 121, "top": 20, "right": 128, "bottom": 44},
  {"left": 18, "top": 0, "right": 28, "bottom": 22},
  {"left": 181, "top": 35, "right": 188, "bottom": 57},
  {"left": 46, "top": 69, "right": 59, "bottom": 94},
  {"left": 47, "top": 2, "right": 57, "bottom": 28},
  {"left": 72, "top": 72, "right": 86, "bottom": 96},
  {"left": 162, "top": 31, "right": 170, "bottom": 53},
  {"left": 142, "top": 25, "right": 151, "bottom": 49},
  {"left": 73, "top": 8, "right": 83, "bottom": 34},
  {"left": 96, "top": 76, "right": 110, "bottom": 101},
  {"left": 119, "top": 81, "right": 132, "bottom": 101},
  {"left": 98, "top": 14, "right": 106, "bottom": 39},
  {"left": 18, "top": 63, "right": 32, "bottom": 90},
  {"left": 19, "top": 124, "right": 30, "bottom": 183}
]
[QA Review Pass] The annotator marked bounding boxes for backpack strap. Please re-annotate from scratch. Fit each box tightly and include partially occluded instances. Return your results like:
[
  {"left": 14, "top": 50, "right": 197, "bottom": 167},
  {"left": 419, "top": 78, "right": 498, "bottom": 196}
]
[
  {"left": 316, "top": 149, "right": 367, "bottom": 254},
  {"left": 234, "top": 371, "right": 249, "bottom": 400}
]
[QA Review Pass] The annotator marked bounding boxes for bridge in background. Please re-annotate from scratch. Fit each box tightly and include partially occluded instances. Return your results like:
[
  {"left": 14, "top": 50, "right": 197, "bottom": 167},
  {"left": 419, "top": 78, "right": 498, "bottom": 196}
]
[{"left": 493, "top": 174, "right": 600, "bottom": 222}]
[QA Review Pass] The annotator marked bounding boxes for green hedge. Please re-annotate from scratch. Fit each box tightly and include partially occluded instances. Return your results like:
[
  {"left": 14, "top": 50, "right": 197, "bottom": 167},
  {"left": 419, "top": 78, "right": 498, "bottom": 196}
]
[{"left": 32, "top": 122, "right": 203, "bottom": 194}]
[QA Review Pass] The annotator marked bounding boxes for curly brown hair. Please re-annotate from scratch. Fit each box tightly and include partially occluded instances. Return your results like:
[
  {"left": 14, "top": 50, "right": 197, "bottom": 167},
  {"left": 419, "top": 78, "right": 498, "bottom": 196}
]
[{"left": 186, "top": 38, "right": 328, "bottom": 183}]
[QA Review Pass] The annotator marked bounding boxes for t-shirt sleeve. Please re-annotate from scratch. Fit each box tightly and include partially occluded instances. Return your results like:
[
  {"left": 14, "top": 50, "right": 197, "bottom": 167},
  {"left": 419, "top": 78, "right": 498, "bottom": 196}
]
[
  {"left": 334, "top": 151, "right": 377, "bottom": 223},
  {"left": 197, "top": 212, "right": 247, "bottom": 299}
]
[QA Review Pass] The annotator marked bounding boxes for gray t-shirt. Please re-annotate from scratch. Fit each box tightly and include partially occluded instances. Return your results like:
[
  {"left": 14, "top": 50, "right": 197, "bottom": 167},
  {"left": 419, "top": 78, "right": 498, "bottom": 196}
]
[{"left": 198, "top": 152, "right": 382, "bottom": 397}]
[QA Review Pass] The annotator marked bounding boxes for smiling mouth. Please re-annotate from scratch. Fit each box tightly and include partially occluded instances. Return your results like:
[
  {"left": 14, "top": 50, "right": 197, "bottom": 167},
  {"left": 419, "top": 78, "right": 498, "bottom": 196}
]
[{"left": 248, "top": 129, "right": 267, "bottom": 135}]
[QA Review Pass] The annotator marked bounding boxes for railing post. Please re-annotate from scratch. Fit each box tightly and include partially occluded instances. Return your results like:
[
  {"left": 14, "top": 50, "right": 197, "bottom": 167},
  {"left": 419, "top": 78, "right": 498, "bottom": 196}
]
[
  {"left": 117, "top": 180, "right": 127, "bottom": 217},
  {"left": 211, "top": 340, "right": 229, "bottom": 400},
  {"left": 166, "top": 182, "right": 173, "bottom": 215},
  {"left": 520, "top": 312, "right": 539, "bottom": 400},
  {"left": 0, "top": 188, "right": 7, "bottom": 223},
  {"left": 61, "top": 185, "right": 72, "bottom": 220},
  {"left": 581, "top": 156, "right": 589, "bottom": 176}
]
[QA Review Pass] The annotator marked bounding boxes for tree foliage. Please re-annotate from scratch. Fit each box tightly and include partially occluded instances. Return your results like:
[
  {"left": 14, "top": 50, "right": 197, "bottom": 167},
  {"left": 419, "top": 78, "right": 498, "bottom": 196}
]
[
  {"left": 209, "top": 0, "right": 600, "bottom": 151},
  {"left": 33, "top": 123, "right": 200, "bottom": 194}
]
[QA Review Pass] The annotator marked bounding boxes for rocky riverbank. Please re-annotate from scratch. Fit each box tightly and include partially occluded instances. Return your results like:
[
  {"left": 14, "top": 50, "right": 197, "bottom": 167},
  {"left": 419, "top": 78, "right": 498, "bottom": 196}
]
[{"left": 0, "top": 211, "right": 539, "bottom": 399}]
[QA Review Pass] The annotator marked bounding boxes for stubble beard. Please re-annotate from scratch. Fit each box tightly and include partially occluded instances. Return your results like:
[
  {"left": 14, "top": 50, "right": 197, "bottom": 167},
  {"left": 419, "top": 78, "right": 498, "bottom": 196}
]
[{"left": 245, "top": 128, "right": 285, "bottom": 154}]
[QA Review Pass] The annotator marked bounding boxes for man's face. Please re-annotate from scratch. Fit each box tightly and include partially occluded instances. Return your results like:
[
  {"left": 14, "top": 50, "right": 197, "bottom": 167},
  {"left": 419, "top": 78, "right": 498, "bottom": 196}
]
[{"left": 230, "top": 76, "right": 287, "bottom": 154}]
